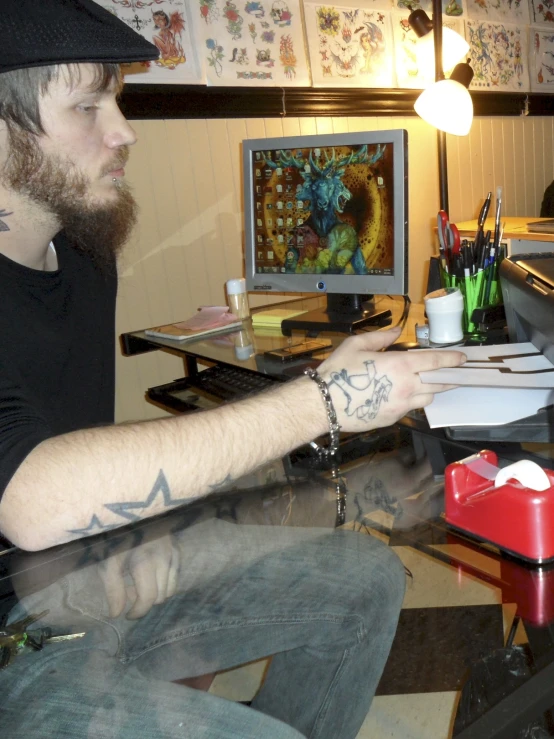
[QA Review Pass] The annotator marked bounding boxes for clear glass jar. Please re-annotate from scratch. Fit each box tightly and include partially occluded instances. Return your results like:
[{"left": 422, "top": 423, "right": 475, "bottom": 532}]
[{"left": 226, "top": 278, "right": 250, "bottom": 320}]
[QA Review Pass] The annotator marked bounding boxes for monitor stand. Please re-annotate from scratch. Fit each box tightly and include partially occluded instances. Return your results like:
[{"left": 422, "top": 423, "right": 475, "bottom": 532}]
[{"left": 281, "top": 294, "right": 392, "bottom": 336}]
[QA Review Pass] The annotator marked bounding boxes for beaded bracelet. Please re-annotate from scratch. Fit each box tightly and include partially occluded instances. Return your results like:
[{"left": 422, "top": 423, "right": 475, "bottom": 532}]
[{"left": 304, "top": 367, "right": 341, "bottom": 458}]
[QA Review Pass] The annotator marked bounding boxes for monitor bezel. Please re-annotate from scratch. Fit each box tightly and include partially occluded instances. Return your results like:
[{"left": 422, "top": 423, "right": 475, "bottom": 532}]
[{"left": 243, "top": 129, "right": 408, "bottom": 298}]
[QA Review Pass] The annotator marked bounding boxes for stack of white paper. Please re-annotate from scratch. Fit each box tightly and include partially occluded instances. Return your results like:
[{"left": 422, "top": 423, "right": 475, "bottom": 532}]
[{"left": 419, "top": 342, "right": 554, "bottom": 428}]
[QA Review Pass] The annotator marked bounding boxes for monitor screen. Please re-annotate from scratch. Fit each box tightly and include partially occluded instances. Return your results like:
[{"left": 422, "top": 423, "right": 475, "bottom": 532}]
[{"left": 243, "top": 129, "right": 408, "bottom": 304}]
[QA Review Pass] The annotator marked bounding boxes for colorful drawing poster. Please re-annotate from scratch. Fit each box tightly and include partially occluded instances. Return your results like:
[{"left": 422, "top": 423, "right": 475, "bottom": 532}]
[
  {"left": 466, "top": 0, "right": 529, "bottom": 24},
  {"left": 529, "top": 26, "right": 554, "bottom": 90},
  {"left": 303, "top": 4, "right": 395, "bottom": 87},
  {"left": 466, "top": 20, "right": 529, "bottom": 90},
  {"left": 530, "top": 0, "right": 554, "bottom": 25},
  {"left": 92, "top": 0, "right": 204, "bottom": 84},
  {"left": 391, "top": 12, "right": 464, "bottom": 88},
  {"left": 392, "top": 11, "right": 430, "bottom": 88},
  {"left": 395, "top": 0, "right": 467, "bottom": 18},
  {"left": 196, "top": 0, "right": 310, "bottom": 86}
]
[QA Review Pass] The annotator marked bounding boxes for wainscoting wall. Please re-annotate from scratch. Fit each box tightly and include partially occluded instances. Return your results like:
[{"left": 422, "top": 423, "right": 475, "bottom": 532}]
[{"left": 115, "top": 114, "right": 554, "bottom": 422}]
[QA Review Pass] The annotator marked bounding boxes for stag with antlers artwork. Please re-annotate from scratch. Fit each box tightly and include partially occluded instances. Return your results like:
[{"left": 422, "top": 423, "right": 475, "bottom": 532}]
[{"left": 263, "top": 143, "right": 391, "bottom": 275}]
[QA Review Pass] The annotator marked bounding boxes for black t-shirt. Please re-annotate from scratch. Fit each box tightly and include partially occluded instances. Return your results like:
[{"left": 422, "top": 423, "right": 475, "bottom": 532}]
[{"left": 0, "top": 233, "right": 117, "bottom": 501}]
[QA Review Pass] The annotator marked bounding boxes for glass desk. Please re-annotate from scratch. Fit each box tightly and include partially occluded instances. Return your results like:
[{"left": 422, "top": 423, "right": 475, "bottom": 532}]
[
  {"left": 121, "top": 295, "right": 419, "bottom": 380},
  {"left": 2, "top": 432, "right": 554, "bottom": 739},
  {"left": 121, "top": 294, "right": 554, "bottom": 472}
]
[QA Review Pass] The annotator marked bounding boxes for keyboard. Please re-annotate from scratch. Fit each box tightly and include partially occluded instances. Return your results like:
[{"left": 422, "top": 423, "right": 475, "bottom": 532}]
[
  {"left": 188, "top": 364, "right": 283, "bottom": 401},
  {"left": 148, "top": 364, "right": 285, "bottom": 413}
]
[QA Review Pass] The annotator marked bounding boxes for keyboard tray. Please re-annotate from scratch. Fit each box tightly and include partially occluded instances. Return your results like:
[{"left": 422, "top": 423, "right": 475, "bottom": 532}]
[{"left": 147, "top": 364, "right": 287, "bottom": 414}]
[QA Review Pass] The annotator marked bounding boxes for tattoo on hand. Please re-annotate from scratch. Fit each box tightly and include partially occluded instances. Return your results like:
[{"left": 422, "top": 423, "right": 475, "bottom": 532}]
[
  {"left": 0, "top": 209, "right": 13, "bottom": 232},
  {"left": 329, "top": 361, "right": 392, "bottom": 422}
]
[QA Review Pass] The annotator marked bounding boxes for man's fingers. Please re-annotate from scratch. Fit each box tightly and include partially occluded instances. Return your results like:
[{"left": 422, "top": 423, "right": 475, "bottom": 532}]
[
  {"left": 154, "top": 554, "right": 171, "bottom": 605},
  {"left": 345, "top": 326, "right": 402, "bottom": 353},
  {"left": 126, "top": 559, "right": 158, "bottom": 619},
  {"left": 99, "top": 557, "right": 127, "bottom": 619},
  {"left": 412, "top": 392, "right": 436, "bottom": 408},
  {"left": 409, "top": 350, "right": 466, "bottom": 372},
  {"left": 418, "top": 383, "right": 458, "bottom": 394}
]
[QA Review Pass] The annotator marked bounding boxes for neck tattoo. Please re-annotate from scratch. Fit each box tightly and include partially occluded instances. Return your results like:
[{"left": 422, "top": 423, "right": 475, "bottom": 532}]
[{"left": 0, "top": 208, "right": 14, "bottom": 233}]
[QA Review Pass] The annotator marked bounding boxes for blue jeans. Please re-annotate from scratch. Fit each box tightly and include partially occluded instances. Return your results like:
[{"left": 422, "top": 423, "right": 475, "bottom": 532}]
[{"left": 0, "top": 519, "right": 405, "bottom": 738}]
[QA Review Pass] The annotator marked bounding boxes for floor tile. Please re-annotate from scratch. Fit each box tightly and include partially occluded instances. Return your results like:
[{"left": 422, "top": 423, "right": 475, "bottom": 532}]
[
  {"left": 209, "top": 658, "right": 268, "bottom": 702},
  {"left": 376, "top": 605, "right": 505, "bottom": 695},
  {"left": 394, "top": 545, "right": 502, "bottom": 609},
  {"left": 357, "top": 691, "right": 460, "bottom": 739}
]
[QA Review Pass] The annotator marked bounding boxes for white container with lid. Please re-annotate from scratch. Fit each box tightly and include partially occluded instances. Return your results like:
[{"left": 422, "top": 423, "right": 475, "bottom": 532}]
[{"left": 423, "top": 287, "right": 464, "bottom": 344}]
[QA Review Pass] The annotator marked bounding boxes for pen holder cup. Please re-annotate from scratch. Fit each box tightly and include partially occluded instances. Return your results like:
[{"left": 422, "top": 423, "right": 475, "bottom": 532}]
[{"left": 439, "top": 250, "right": 503, "bottom": 334}]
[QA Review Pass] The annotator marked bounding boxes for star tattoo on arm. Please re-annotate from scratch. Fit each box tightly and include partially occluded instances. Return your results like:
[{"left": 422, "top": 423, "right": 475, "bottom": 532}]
[{"left": 103, "top": 469, "right": 190, "bottom": 522}]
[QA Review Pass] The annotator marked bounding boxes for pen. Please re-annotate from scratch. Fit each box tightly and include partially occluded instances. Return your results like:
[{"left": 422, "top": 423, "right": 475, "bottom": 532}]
[
  {"left": 462, "top": 242, "right": 471, "bottom": 278},
  {"left": 478, "top": 230, "right": 490, "bottom": 272},
  {"left": 483, "top": 243, "right": 497, "bottom": 305},
  {"left": 493, "top": 186, "right": 502, "bottom": 250},
  {"left": 475, "top": 191, "right": 492, "bottom": 250},
  {"left": 478, "top": 191, "right": 492, "bottom": 228}
]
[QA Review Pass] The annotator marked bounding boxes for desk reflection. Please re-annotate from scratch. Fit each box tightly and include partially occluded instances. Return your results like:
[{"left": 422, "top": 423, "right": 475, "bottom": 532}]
[{"left": 0, "top": 445, "right": 420, "bottom": 739}]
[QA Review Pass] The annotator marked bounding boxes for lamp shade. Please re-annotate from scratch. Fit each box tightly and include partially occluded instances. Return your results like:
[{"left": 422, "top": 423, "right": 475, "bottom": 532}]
[
  {"left": 408, "top": 10, "right": 469, "bottom": 74},
  {"left": 414, "top": 63, "right": 474, "bottom": 136},
  {"left": 416, "top": 27, "right": 470, "bottom": 74}
]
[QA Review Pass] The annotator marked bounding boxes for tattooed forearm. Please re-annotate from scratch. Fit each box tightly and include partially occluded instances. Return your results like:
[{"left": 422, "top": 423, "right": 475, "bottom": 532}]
[
  {"left": 208, "top": 474, "right": 235, "bottom": 492},
  {"left": 329, "top": 360, "right": 392, "bottom": 421},
  {"left": 67, "top": 469, "right": 188, "bottom": 535},
  {"left": 0, "top": 209, "right": 13, "bottom": 232}
]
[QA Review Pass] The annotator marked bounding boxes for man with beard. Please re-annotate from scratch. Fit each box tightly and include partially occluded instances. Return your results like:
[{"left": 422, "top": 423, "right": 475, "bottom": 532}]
[{"left": 0, "top": 1, "right": 466, "bottom": 737}]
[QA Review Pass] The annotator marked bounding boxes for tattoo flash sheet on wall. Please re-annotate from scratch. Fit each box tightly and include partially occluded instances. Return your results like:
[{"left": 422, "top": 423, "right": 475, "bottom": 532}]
[
  {"left": 392, "top": 12, "right": 465, "bottom": 88},
  {"left": 466, "top": 20, "right": 530, "bottom": 90},
  {"left": 93, "top": 0, "right": 204, "bottom": 83},
  {"left": 465, "top": 0, "right": 529, "bottom": 23},
  {"left": 530, "top": 26, "right": 554, "bottom": 90},
  {"left": 303, "top": 3, "right": 395, "bottom": 87},
  {"left": 196, "top": 0, "right": 310, "bottom": 86},
  {"left": 395, "top": 0, "right": 467, "bottom": 18},
  {"left": 530, "top": 0, "right": 554, "bottom": 24}
]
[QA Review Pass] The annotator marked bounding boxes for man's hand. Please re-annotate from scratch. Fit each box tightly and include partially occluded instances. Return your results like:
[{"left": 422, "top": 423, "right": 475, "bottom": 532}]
[
  {"left": 317, "top": 327, "right": 466, "bottom": 433},
  {"left": 99, "top": 534, "right": 180, "bottom": 620}
]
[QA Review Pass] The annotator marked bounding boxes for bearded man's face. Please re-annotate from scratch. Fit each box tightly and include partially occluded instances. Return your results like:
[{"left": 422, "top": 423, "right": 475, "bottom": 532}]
[{"left": 0, "top": 64, "right": 138, "bottom": 269}]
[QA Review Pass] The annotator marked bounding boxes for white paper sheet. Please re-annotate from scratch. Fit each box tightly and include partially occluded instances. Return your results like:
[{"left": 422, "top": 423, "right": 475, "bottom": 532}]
[
  {"left": 423, "top": 386, "right": 554, "bottom": 428},
  {"left": 419, "top": 342, "right": 554, "bottom": 388}
]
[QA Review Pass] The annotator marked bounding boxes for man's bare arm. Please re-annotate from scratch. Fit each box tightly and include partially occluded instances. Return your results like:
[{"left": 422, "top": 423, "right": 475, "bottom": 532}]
[{"left": 0, "top": 329, "right": 465, "bottom": 551}]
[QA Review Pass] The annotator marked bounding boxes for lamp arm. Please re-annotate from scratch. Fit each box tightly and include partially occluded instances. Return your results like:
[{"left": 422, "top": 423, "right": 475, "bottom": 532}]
[{"left": 432, "top": 0, "right": 449, "bottom": 212}]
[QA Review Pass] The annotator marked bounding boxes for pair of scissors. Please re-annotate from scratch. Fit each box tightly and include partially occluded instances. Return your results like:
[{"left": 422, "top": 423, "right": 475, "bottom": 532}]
[{"left": 437, "top": 210, "right": 461, "bottom": 267}]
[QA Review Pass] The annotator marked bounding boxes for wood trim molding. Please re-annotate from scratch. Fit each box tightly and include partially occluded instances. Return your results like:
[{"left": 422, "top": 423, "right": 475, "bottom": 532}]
[{"left": 119, "top": 85, "right": 554, "bottom": 120}]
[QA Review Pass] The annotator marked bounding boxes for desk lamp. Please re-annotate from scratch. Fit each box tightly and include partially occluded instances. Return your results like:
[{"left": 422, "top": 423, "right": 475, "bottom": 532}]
[
  {"left": 411, "top": 0, "right": 474, "bottom": 211},
  {"left": 408, "top": 9, "right": 469, "bottom": 75}
]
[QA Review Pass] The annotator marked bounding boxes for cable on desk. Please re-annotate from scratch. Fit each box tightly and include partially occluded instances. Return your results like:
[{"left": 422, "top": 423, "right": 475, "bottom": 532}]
[
  {"left": 356, "top": 295, "right": 411, "bottom": 334},
  {"left": 392, "top": 294, "right": 411, "bottom": 331}
]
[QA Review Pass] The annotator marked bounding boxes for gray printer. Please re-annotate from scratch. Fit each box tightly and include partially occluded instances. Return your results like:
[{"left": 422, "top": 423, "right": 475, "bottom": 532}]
[
  {"left": 501, "top": 254, "right": 554, "bottom": 366},
  {"left": 445, "top": 253, "right": 554, "bottom": 443}
]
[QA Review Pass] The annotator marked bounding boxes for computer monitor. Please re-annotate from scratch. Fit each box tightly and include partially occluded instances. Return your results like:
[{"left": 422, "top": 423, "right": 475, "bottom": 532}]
[{"left": 243, "top": 129, "right": 408, "bottom": 334}]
